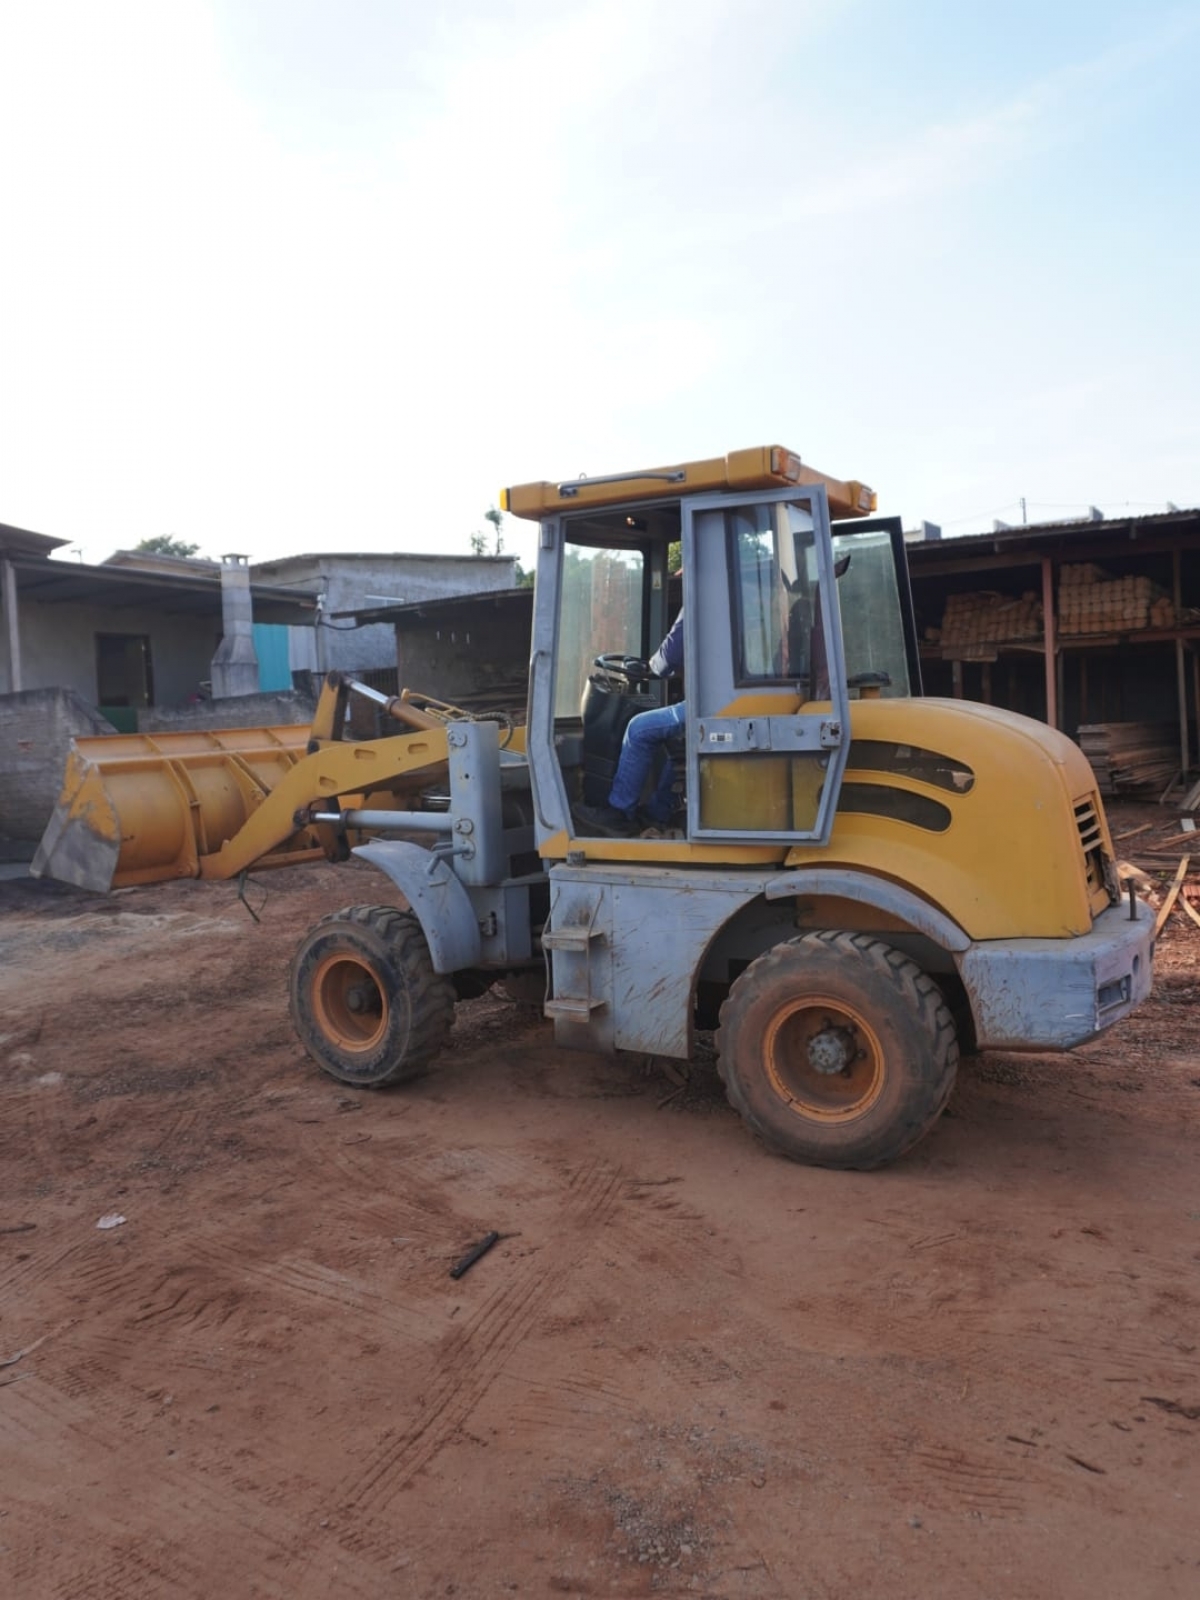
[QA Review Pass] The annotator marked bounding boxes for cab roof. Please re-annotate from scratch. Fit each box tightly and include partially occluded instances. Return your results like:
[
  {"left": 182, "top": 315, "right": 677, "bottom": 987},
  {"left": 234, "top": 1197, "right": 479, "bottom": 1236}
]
[{"left": 501, "top": 445, "right": 876, "bottom": 522}]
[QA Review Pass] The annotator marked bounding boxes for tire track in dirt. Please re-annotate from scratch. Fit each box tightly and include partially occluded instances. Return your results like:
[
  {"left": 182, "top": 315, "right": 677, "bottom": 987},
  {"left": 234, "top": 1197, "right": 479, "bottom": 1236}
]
[
  {"left": 316, "top": 1134, "right": 561, "bottom": 1270},
  {"left": 326, "top": 1127, "right": 542, "bottom": 1201},
  {"left": 199, "top": 1248, "right": 434, "bottom": 1348},
  {"left": 42, "top": 1536, "right": 215, "bottom": 1600},
  {"left": 339, "top": 1157, "right": 626, "bottom": 1523},
  {"left": 0, "top": 1232, "right": 136, "bottom": 1307},
  {"left": 601, "top": 1173, "right": 735, "bottom": 1283},
  {"left": 888, "top": 1437, "right": 1036, "bottom": 1517},
  {"left": 7, "top": 1074, "right": 73, "bottom": 1180},
  {"left": 499, "top": 1357, "right": 645, "bottom": 1433},
  {"left": 2, "top": 1377, "right": 369, "bottom": 1600}
]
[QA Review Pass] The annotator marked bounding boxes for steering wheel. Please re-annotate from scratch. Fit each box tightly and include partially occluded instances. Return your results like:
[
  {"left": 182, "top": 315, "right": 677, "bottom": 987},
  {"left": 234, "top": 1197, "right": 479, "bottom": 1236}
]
[
  {"left": 846, "top": 671, "right": 892, "bottom": 689},
  {"left": 593, "top": 653, "right": 652, "bottom": 685}
]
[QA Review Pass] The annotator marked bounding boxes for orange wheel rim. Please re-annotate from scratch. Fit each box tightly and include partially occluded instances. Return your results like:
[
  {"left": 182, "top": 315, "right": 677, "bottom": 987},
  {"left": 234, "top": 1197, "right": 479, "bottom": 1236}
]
[
  {"left": 311, "top": 951, "right": 389, "bottom": 1053},
  {"left": 762, "top": 994, "right": 884, "bottom": 1122}
]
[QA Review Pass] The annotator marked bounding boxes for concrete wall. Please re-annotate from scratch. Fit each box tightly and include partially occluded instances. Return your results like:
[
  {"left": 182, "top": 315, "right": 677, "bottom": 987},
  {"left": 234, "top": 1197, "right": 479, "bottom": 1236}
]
[
  {"left": 0, "top": 687, "right": 114, "bottom": 843},
  {"left": 252, "top": 554, "right": 518, "bottom": 676},
  {"left": 139, "top": 689, "right": 316, "bottom": 734},
  {"left": 1, "top": 596, "right": 219, "bottom": 705}
]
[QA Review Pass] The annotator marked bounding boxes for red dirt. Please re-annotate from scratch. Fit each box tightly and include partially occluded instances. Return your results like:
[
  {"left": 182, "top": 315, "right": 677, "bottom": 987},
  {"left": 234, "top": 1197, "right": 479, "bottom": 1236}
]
[{"left": 2, "top": 836, "right": 1199, "bottom": 1599}]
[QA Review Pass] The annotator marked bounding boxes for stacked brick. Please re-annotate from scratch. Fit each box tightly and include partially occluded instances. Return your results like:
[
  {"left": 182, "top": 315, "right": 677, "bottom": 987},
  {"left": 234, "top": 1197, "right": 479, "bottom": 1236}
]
[{"left": 1058, "top": 564, "right": 1173, "bottom": 634}]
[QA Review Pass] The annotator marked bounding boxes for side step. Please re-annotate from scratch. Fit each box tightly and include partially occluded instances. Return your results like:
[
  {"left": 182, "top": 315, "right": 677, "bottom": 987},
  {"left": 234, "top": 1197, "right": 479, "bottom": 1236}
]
[
  {"left": 542, "top": 926, "right": 602, "bottom": 953},
  {"left": 543, "top": 996, "right": 605, "bottom": 1020}
]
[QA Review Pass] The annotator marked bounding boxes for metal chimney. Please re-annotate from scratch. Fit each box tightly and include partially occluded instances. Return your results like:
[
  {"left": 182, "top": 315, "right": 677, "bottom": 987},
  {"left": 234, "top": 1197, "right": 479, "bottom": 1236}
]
[{"left": 210, "top": 554, "right": 260, "bottom": 698}]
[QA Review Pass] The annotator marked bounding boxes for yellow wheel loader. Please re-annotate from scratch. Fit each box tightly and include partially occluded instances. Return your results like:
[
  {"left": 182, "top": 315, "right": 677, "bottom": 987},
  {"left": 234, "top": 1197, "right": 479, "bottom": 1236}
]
[{"left": 33, "top": 446, "right": 1154, "bottom": 1168}]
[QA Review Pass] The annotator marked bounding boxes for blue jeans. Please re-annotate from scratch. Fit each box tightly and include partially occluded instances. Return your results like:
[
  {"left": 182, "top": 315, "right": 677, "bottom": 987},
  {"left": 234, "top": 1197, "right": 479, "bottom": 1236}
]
[{"left": 609, "top": 701, "right": 686, "bottom": 822}]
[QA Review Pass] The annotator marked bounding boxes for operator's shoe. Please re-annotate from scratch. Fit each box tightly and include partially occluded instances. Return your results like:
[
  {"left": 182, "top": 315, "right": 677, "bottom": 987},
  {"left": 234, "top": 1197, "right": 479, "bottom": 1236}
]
[{"left": 573, "top": 802, "right": 637, "bottom": 837}]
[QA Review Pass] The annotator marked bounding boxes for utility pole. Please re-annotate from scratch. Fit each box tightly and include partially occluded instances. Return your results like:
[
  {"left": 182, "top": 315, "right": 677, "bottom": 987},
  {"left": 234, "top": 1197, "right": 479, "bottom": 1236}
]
[{"left": 1020, "top": 497, "right": 1027, "bottom": 526}]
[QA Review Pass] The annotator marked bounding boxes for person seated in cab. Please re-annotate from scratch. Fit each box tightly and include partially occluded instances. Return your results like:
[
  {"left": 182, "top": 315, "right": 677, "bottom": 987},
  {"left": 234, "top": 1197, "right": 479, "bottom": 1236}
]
[{"left": 576, "top": 608, "right": 685, "bottom": 837}]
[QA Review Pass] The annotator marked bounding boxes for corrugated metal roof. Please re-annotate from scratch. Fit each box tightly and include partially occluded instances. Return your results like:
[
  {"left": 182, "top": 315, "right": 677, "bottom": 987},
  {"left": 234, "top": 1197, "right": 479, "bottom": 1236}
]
[
  {"left": 0, "top": 521, "right": 69, "bottom": 557},
  {"left": 339, "top": 587, "right": 533, "bottom": 625},
  {"left": 907, "top": 505, "right": 1200, "bottom": 563},
  {"left": 11, "top": 555, "right": 319, "bottom": 624}
]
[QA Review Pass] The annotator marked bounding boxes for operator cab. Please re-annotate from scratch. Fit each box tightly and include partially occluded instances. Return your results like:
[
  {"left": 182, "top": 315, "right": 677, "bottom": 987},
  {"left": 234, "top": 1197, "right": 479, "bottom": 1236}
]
[{"left": 502, "top": 447, "right": 921, "bottom": 857}]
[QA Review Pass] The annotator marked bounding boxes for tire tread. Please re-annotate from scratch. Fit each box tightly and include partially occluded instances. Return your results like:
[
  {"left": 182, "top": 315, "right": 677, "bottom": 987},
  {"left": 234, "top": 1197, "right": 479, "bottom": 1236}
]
[
  {"left": 716, "top": 931, "right": 958, "bottom": 1169},
  {"left": 289, "top": 903, "right": 454, "bottom": 1087}
]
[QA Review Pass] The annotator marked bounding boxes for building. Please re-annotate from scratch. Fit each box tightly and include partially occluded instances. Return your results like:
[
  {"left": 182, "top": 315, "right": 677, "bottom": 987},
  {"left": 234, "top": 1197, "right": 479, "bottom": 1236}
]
[
  {"left": 251, "top": 552, "right": 519, "bottom": 685},
  {"left": 908, "top": 505, "right": 1200, "bottom": 782},
  {"left": 3, "top": 536, "right": 522, "bottom": 712},
  {"left": 1, "top": 525, "right": 316, "bottom": 723}
]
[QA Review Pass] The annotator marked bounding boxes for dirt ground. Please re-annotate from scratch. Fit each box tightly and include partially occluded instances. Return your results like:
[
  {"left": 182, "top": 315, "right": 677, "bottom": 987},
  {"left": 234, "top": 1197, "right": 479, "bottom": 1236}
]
[{"left": 2, "top": 819, "right": 1199, "bottom": 1600}]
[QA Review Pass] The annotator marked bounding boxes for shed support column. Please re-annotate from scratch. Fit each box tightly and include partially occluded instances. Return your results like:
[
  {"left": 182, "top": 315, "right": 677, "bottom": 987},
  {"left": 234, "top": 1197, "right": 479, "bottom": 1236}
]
[
  {"left": 1174, "top": 548, "right": 1189, "bottom": 777},
  {"left": 1, "top": 558, "right": 21, "bottom": 694},
  {"left": 1041, "top": 556, "right": 1057, "bottom": 729}
]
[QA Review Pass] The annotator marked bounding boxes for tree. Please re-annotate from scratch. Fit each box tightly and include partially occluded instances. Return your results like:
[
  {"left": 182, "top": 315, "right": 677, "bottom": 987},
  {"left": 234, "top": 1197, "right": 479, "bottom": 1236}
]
[
  {"left": 135, "top": 534, "right": 201, "bottom": 559},
  {"left": 484, "top": 505, "right": 504, "bottom": 555},
  {"left": 470, "top": 506, "right": 507, "bottom": 558}
]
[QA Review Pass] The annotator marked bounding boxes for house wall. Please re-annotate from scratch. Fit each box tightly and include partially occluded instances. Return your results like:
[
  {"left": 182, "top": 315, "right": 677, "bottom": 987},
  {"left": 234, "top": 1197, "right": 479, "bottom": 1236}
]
[{"left": 1, "top": 597, "right": 219, "bottom": 705}]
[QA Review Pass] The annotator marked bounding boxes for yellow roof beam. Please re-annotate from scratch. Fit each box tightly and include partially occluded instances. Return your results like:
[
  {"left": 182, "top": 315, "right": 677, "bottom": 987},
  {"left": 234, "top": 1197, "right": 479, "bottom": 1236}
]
[{"left": 501, "top": 445, "right": 876, "bottom": 522}]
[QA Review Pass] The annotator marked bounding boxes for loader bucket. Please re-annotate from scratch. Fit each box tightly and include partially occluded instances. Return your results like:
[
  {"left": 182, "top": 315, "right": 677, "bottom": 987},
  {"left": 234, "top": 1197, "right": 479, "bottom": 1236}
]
[{"left": 32, "top": 726, "right": 311, "bottom": 893}]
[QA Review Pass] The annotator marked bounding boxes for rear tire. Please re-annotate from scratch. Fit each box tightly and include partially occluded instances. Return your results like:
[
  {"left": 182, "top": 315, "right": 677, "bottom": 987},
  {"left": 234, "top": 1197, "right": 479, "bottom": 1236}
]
[
  {"left": 716, "top": 931, "right": 958, "bottom": 1169},
  {"left": 289, "top": 905, "right": 454, "bottom": 1087}
]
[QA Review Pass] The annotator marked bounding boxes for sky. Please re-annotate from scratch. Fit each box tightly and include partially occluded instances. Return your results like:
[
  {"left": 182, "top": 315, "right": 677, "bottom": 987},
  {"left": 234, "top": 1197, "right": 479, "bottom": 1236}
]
[{"left": 1, "top": 0, "right": 1197, "bottom": 577}]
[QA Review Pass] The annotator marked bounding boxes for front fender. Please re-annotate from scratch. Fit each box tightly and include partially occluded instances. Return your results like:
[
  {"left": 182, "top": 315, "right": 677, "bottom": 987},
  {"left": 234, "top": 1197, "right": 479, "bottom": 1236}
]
[{"left": 353, "top": 840, "right": 482, "bottom": 974}]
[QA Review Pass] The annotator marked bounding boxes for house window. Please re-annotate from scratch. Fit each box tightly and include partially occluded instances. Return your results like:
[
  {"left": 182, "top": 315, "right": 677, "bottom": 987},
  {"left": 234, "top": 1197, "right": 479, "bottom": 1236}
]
[{"left": 96, "top": 633, "right": 154, "bottom": 708}]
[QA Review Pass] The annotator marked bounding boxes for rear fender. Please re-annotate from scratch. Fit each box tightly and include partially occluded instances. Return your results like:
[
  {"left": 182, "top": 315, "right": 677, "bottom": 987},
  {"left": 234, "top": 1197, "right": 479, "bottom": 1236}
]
[
  {"left": 353, "top": 840, "right": 482, "bottom": 974},
  {"left": 764, "top": 868, "right": 971, "bottom": 953}
]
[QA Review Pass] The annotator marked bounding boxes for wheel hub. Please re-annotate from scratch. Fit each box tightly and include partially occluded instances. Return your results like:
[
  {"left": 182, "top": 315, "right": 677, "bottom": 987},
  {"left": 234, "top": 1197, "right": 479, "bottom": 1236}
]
[
  {"left": 311, "top": 954, "right": 388, "bottom": 1052},
  {"left": 762, "top": 995, "right": 885, "bottom": 1122},
  {"left": 807, "top": 1023, "right": 857, "bottom": 1076}
]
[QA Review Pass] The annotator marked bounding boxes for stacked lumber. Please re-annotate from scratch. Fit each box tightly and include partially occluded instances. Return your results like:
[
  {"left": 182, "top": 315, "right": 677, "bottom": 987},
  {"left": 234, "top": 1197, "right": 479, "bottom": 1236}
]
[
  {"left": 1077, "top": 722, "right": 1179, "bottom": 795},
  {"left": 939, "top": 590, "right": 1043, "bottom": 650},
  {"left": 1059, "top": 563, "right": 1171, "bottom": 634}
]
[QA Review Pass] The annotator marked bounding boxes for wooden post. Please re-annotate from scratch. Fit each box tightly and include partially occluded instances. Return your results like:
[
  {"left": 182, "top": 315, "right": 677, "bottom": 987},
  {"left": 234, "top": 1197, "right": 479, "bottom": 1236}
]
[
  {"left": 1, "top": 558, "right": 21, "bottom": 694},
  {"left": 1041, "top": 556, "right": 1057, "bottom": 728},
  {"left": 1174, "top": 547, "right": 1189, "bottom": 776}
]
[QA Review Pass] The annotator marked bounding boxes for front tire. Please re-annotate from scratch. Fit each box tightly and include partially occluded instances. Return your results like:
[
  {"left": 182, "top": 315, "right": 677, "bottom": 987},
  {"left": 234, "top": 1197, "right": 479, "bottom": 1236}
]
[
  {"left": 716, "top": 932, "right": 958, "bottom": 1169},
  {"left": 289, "top": 905, "right": 454, "bottom": 1087}
]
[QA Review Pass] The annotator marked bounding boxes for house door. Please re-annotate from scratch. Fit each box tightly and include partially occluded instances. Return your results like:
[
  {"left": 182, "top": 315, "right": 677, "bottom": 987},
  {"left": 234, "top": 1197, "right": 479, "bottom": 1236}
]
[{"left": 96, "top": 633, "right": 154, "bottom": 731}]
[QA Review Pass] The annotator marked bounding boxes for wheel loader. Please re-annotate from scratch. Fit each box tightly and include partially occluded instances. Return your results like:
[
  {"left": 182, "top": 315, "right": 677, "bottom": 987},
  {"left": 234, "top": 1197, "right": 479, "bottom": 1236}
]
[{"left": 32, "top": 445, "right": 1155, "bottom": 1168}]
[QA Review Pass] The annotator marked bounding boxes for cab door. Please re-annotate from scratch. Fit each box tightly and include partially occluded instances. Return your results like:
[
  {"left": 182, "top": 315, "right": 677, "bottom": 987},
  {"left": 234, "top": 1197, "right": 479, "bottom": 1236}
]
[{"left": 681, "top": 485, "right": 851, "bottom": 845}]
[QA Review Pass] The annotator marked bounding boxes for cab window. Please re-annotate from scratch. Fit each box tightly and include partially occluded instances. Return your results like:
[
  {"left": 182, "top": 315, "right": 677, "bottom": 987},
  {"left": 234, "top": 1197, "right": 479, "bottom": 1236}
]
[
  {"left": 729, "top": 500, "right": 819, "bottom": 689},
  {"left": 555, "top": 543, "right": 645, "bottom": 718},
  {"left": 830, "top": 529, "right": 911, "bottom": 696}
]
